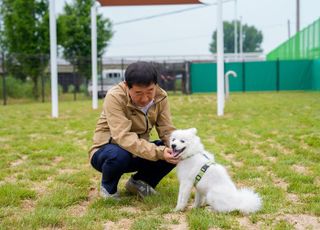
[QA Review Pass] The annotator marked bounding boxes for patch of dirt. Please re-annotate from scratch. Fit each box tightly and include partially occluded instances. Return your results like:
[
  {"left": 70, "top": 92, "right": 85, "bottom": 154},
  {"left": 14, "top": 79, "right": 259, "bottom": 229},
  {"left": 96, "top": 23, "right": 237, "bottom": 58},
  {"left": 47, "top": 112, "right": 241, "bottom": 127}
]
[
  {"left": 0, "top": 137, "right": 11, "bottom": 142},
  {"left": 291, "top": 164, "right": 309, "bottom": 175},
  {"left": 53, "top": 156, "right": 64, "bottom": 164},
  {"left": 274, "top": 178, "right": 289, "bottom": 190},
  {"left": 239, "top": 139, "right": 250, "bottom": 145},
  {"left": 224, "top": 154, "right": 243, "bottom": 168},
  {"left": 88, "top": 186, "right": 98, "bottom": 201},
  {"left": 163, "top": 213, "right": 188, "bottom": 230},
  {"left": 266, "top": 156, "right": 277, "bottom": 163},
  {"left": 277, "top": 214, "right": 320, "bottom": 230},
  {"left": 238, "top": 216, "right": 262, "bottom": 230},
  {"left": 30, "top": 177, "right": 54, "bottom": 196},
  {"left": 28, "top": 133, "right": 46, "bottom": 140},
  {"left": 64, "top": 130, "right": 77, "bottom": 135},
  {"left": 10, "top": 155, "right": 28, "bottom": 167},
  {"left": 287, "top": 193, "right": 300, "bottom": 203},
  {"left": 104, "top": 219, "right": 133, "bottom": 230},
  {"left": 243, "top": 130, "right": 261, "bottom": 139},
  {"left": 268, "top": 172, "right": 288, "bottom": 191},
  {"left": 267, "top": 141, "right": 293, "bottom": 155},
  {"left": 68, "top": 186, "right": 99, "bottom": 217},
  {"left": 119, "top": 206, "right": 141, "bottom": 214},
  {"left": 76, "top": 139, "right": 89, "bottom": 151},
  {"left": 68, "top": 200, "right": 88, "bottom": 217},
  {"left": 21, "top": 199, "right": 35, "bottom": 211},
  {"left": 257, "top": 166, "right": 266, "bottom": 172},
  {"left": 58, "top": 168, "right": 78, "bottom": 174}
]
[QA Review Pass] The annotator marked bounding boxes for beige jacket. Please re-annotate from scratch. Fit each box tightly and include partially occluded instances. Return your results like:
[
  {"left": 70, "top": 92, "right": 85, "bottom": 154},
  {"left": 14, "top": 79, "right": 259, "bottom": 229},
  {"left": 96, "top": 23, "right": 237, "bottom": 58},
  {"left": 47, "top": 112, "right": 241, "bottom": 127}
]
[{"left": 89, "top": 82, "right": 175, "bottom": 161}]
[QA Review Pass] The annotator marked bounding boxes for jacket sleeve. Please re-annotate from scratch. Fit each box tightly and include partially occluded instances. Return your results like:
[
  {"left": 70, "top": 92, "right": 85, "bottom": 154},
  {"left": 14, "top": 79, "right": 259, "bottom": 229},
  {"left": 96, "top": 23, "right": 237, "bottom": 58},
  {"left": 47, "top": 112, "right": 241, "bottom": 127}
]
[
  {"left": 155, "top": 97, "right": 176, "bottom": 147},
  {"left": 104, "top": 93, "right": 166, "bottom": 161}
]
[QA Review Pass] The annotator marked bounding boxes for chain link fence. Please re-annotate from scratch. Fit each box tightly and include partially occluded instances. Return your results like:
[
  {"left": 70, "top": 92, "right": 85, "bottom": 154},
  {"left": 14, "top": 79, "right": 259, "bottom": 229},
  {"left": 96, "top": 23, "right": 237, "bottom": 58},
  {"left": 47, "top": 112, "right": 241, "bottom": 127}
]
[{"left": 0, "top": 54, "right": 191, "bottom": 105}]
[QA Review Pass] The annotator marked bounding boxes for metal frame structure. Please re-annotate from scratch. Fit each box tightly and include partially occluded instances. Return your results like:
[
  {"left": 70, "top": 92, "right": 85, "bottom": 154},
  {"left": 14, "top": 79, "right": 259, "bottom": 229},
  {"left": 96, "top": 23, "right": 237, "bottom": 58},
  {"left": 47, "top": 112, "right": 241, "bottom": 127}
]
[{"left": 49, "top": 0, "right": 226, "bottom": 117}]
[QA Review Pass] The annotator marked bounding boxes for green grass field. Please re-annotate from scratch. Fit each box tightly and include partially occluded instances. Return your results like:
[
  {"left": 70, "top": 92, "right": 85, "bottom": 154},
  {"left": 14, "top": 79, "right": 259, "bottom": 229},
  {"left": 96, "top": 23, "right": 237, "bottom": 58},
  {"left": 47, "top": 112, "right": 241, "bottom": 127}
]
[{"left": 0, "top": 92, "right": 319, "bottom": 229}]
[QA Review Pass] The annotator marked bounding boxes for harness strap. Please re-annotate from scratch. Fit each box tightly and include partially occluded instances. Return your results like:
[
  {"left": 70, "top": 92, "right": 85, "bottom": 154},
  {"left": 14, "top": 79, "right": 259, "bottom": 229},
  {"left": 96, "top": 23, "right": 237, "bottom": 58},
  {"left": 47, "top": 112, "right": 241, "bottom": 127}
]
[{"left": 194, "top": 160, "right": 215, "bottom": 186}]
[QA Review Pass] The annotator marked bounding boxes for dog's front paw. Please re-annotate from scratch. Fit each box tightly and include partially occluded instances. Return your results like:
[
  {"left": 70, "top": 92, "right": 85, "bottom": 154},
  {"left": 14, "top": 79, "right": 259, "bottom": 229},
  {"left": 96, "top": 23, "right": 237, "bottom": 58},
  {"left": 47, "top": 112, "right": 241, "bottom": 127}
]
[
  {"left": 174, "top": 206, "right": 185, "bottom": 212},
  {"left": 192, "top": 203, "right": 200, "bottom": 209}
]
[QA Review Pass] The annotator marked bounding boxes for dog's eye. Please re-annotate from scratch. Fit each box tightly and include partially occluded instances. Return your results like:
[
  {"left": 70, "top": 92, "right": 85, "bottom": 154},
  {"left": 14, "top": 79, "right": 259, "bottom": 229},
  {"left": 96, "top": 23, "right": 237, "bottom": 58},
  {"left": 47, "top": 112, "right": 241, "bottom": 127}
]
[
  {"left": 180, "top": 140, "right": 185, "bottom": 143},
  {"left": 172, "top": 138, "right": 175, "bottom": 141}
]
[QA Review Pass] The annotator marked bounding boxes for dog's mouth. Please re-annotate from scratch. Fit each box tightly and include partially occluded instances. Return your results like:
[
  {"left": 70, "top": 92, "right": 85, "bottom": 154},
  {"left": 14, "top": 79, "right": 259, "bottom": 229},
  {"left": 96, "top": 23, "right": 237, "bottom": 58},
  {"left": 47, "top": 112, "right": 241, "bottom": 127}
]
[{"left": 172, "top": 147, "right": 186, "bottom": 157}]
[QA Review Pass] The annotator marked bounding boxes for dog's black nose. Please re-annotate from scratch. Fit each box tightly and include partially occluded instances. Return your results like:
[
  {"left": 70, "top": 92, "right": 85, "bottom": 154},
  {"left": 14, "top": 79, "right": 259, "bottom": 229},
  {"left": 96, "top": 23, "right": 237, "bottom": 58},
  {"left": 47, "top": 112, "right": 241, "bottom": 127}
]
[{"left": 171, "top": 144, "right": 176, "bottom": 149}]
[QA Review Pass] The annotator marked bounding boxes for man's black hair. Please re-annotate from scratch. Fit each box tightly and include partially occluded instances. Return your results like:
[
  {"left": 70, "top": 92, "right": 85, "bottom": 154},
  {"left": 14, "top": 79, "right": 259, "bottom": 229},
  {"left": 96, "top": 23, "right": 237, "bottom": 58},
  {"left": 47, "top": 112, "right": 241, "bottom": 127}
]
[{"left": 125, "top": 61, "right": 159, "bottom": 88}]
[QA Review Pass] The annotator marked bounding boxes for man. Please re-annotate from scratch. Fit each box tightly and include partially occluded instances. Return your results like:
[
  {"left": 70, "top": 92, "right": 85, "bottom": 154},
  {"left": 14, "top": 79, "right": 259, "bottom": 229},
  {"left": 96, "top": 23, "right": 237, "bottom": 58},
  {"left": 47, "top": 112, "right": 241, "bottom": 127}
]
[{"left": 89, "top": 61, "right": 179, "bottom": 199}]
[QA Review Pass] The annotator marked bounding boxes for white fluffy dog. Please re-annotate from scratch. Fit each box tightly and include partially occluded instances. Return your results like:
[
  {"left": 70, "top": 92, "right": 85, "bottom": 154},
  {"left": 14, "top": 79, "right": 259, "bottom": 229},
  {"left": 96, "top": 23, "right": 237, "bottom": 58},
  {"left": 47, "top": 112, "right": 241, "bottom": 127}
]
[{"left": 170, "top": 128, "right": 262, "bottom": 214}]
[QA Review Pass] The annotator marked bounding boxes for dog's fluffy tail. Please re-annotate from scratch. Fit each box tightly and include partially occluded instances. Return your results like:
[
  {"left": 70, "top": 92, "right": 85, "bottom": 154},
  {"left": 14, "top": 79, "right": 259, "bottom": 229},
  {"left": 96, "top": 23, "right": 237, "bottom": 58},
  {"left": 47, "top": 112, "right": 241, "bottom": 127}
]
[{"left": 236, "top": 188, "right": 262, "bottom": 214}]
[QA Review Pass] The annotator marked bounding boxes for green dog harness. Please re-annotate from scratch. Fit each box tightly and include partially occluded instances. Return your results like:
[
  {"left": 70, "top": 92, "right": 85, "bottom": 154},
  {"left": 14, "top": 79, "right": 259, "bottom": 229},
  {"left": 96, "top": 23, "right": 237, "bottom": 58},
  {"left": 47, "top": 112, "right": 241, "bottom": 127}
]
[{"left": 194, "top": 160, "right": 215, "bottom": 186}]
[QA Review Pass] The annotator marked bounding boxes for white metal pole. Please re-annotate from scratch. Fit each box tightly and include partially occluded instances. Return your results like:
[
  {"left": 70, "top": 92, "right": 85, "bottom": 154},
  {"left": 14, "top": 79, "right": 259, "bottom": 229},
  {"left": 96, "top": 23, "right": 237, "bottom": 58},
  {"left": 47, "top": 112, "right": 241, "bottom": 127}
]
[
  {"left": 49, "top": 0, "right": 58, "bottom": 118},
  {"left": 217, "top": 0, "right": 225, "bottom": 116},
  {"left": 234, "top": 0, "right": 238, "bottom": 57},
  {"left": 240, "top": 16, "right": 243, "bottom": 59},
  {"left": 91, "top": 3, "right": 98, "bottom": 109}
]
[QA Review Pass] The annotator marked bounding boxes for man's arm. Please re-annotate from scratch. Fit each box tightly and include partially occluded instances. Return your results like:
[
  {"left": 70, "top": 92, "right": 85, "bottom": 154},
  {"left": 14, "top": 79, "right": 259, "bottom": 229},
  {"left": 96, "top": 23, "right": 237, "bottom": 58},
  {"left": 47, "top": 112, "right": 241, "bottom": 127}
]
[{"left": 105, "top": 93, "right": 166, "bottom": 161}]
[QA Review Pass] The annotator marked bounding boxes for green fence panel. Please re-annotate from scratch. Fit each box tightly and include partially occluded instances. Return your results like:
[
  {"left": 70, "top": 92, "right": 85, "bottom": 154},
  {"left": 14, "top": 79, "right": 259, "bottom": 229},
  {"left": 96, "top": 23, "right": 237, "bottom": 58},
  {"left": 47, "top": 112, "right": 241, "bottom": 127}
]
[
  {"left": 280, "top": 60, "right": 313, "bottom": 90},
  {"left": 312, "top": 59, "right": 320, "bottom": 90},
  {"left": 190, "top": 63, "right": 217, "bottom": 93},
  {"left": 245, "top": 61, "right": 277, "bottom": 91}
]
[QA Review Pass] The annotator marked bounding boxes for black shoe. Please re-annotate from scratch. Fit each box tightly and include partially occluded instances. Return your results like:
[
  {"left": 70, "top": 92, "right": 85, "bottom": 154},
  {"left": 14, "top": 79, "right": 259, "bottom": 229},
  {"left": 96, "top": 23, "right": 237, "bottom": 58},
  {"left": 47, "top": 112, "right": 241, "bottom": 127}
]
[{"left": 125, "top": 177, "right": 158, "bottom": 198}]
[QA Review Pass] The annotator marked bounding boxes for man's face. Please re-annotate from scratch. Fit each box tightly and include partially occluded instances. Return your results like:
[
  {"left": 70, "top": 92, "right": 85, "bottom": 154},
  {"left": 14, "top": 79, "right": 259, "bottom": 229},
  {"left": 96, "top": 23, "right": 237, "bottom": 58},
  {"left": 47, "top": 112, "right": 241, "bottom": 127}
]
[{"left": 127, "top": 83, "right": 156, "bottom": 107}]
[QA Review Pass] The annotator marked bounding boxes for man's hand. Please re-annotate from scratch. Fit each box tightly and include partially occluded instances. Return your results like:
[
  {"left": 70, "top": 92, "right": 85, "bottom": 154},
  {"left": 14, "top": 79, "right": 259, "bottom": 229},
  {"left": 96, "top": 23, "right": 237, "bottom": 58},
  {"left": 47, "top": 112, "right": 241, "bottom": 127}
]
[{"left": 163, "top": 147, "right": 180, "bottom": 164}]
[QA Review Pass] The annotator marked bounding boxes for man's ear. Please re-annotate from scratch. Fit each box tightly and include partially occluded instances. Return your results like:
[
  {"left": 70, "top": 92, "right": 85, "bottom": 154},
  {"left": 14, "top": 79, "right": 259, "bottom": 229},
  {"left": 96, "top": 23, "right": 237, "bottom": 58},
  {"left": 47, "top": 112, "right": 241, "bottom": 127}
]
[{"left": 124, "top": 81, "right": 129, "bottom": 88}]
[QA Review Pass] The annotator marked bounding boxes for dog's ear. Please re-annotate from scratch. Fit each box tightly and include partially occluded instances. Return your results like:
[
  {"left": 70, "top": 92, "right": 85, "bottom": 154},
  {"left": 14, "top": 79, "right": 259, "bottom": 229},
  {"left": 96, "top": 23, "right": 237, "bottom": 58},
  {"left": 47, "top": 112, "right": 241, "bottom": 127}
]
[{"left": 189, "top": 128, "right": 197, "bottom": 134}]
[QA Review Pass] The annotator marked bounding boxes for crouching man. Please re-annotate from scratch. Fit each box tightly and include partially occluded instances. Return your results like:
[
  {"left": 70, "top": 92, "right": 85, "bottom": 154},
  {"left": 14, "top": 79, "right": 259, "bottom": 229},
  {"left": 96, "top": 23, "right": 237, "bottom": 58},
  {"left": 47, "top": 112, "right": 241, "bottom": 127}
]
[{"left": 89, "top": 61, "right": 180, "bottom": 199}]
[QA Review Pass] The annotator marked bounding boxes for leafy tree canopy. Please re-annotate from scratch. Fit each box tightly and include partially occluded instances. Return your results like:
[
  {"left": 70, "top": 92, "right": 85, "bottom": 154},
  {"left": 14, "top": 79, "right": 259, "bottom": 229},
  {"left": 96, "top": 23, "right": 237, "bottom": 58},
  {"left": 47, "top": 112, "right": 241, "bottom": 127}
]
[
  {"left": 58, "top": 0, "right": 113, "bottom": 80},
  {"left": 0, "top": 0, "right": 50, "bottom": 98},
  {"left": 209, "top": 20, "right": 263, "bottom": 54}
]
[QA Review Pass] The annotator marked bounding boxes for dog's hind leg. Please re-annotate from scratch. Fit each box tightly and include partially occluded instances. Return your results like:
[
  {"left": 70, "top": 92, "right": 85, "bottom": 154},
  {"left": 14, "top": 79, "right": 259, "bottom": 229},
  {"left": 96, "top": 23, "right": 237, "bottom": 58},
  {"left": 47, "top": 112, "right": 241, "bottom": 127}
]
[{"left": 174, "top": 181, "right": 193, "bottom": 212}]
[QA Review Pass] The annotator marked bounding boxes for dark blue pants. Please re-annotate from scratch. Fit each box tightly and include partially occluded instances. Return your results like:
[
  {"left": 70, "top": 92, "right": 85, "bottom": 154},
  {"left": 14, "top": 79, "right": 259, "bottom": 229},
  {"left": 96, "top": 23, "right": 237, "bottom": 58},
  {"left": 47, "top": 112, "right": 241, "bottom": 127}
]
[{"left": 90, "top": 141, "right": 176, "bottom": 194}]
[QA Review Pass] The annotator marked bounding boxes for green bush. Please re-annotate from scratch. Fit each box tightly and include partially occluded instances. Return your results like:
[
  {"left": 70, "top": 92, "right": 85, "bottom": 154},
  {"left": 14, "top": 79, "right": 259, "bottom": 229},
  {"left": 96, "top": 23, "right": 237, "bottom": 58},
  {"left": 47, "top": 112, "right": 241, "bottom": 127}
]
[
  {"left": 0, "top": 75, "right": 60, "bottom": 99},
  {"left": 0, "top": 76, "right": 33, "bottom": 98},
  {"left": 67, "top": 84, "right": 75, "bottom": 93}
]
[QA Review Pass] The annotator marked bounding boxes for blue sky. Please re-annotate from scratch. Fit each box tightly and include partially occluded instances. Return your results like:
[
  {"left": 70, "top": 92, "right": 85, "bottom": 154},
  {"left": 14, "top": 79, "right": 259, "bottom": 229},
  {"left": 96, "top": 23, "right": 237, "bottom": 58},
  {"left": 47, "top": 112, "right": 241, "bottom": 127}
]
[{"left": 57, "top": 0, "right": 320, "bottom": 57}]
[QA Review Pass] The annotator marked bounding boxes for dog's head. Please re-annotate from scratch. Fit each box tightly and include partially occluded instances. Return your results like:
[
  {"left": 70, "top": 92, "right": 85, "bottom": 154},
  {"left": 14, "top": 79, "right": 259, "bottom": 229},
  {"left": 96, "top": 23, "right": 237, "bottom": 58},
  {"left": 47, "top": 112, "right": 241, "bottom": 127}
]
[{"left": 170, "top": 128, "right": 203, "bottom": 159}]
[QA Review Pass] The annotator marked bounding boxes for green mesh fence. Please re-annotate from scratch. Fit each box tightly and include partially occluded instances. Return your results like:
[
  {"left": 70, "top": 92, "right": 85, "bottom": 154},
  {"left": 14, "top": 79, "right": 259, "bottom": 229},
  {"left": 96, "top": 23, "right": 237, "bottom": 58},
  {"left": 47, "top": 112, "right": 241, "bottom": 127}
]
[{"left": 267, "top": 17, "right": 320, "bottom": 60}]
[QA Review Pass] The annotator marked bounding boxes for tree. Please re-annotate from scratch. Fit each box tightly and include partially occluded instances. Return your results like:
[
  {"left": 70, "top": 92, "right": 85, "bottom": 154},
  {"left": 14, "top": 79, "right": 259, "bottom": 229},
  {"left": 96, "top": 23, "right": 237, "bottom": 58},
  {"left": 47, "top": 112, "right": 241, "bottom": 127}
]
[
  {"left": 209, "top": 20, "right": 263, "bottom": 54},
  {"left": 0, "top": 0, "right": 49, "bottom": 98},
  {"left": 57, "top": 0, "right": 113, "bottom": 83}
]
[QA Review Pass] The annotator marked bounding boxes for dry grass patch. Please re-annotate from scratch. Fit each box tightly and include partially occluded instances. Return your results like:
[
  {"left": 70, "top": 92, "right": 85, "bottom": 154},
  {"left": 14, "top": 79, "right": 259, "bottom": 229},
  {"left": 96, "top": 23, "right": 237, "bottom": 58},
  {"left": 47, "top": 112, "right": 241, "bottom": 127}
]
[
  {"left": 164, "top": 213, "right": 188, "bottom": 230},
  {"left": 291, "top": 164, "right": 309, "bottom": 175},
  {"left": 276, "top": 214, "right": 320, "bottom": 229},
  {"left": 104, "top": 219, "right": 133, "bottom": 230}
]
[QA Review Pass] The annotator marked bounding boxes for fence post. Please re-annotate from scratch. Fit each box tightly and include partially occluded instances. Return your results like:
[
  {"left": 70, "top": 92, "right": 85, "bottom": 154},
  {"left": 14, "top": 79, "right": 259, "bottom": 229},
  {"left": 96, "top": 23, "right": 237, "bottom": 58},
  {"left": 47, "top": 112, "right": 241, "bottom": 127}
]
[
  {"left": 276, "top": 59, "right": 280, "bottom": 91},
  {"left": 185, "top": 61, "right": 191, "bottom": 94},
  {"left": 73, "top": 58, "right": 77, "bottom": 101},
  {"left": 1, "top": 52, "right": 7, "bottom": 105},
  {"left": 41, "top": 55, "right": 45, "bottom": 103},
  {"left": 242, "top": 60, "right": 246, "bottom": 92},
  {"left": 121, "top": 58, "right": 124, "bottom": 74}
]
